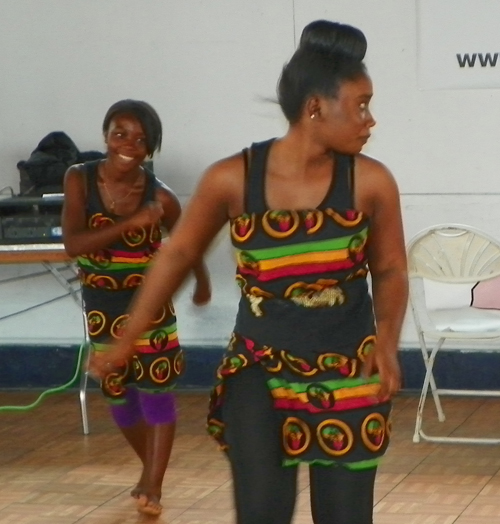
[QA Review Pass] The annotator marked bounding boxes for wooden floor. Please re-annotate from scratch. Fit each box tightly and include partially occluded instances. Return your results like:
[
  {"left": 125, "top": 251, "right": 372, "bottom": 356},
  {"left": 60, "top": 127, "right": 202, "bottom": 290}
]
[{"left": 1, "top": 391, "right": 500, "bottom": 524}]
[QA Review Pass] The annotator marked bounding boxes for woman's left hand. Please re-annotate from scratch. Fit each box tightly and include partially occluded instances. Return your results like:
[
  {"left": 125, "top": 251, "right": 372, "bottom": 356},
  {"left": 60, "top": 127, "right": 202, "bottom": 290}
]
[{"left": 362, "top": 347, "right": 401, "bottom": 401}]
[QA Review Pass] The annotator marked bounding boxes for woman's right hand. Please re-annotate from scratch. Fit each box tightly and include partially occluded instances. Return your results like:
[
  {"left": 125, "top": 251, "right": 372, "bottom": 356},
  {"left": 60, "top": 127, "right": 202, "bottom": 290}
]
[
  {"left": 88, "top": 341, "right": 135, "bottom": 380},
  {"left": 127, "top": 201, "right": 164, "bottom": 229}
]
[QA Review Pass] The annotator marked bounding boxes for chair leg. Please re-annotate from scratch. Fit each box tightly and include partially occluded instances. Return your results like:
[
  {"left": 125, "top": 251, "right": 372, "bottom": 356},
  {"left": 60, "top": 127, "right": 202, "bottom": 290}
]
[
  {"left": 79, "top": 342, "right": 91, "bottom": 435},
  {"left": 418, "top": 333, "right": 445, "bottom": 421},
  {"left": 414, "top": 337, "right": 445, "bottom": 442},
  {"left": 413, "top": 369, "right": 430, "bottom": 443}
]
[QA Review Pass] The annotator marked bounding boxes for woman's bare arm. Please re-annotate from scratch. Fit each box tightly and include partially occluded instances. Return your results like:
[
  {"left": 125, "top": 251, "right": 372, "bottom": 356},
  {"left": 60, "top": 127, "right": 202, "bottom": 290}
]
[
  {"left": 62, "top": 166, "right": 162, "bottom": 257},
  {"left": 155, "top": 182, "right": 211, "bottom": 305},
  {"left": 357, "top": 156, "right": 408, "bottom": 399}
]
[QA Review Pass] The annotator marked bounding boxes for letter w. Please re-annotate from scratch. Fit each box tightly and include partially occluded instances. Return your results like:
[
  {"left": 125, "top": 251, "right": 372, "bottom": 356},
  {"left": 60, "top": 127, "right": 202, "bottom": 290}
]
[
  {"left": 456, "top": 53, "right": 477, "bottom": 67},
  {"left": 478, "top": 53, "right": 498, "bottom": 66}
]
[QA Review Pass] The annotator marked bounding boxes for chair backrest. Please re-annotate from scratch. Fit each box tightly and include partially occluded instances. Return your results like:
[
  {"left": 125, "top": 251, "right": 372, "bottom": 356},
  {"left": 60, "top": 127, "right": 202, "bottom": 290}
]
[{"left": 407, "top": 224, "right": 500, "bottom": 283}]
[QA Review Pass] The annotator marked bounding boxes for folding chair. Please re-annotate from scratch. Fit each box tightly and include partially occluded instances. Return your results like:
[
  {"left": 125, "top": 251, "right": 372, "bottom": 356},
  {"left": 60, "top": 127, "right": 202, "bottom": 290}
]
[{"left": 408, "top": 224, "right": 500, "bottom": 444}]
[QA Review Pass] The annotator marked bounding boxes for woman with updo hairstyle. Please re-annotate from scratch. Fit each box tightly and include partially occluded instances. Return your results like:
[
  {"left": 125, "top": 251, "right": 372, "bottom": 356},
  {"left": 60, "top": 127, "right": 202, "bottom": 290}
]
[{"left": 90, "top": 21, "right": 408, "bottom": 524}]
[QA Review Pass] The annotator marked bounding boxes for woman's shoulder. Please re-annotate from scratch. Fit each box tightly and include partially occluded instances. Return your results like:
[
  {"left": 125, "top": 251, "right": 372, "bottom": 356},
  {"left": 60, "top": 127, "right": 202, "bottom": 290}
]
[
  {"left": 65, "top": 160, "right": 99, "bottom": 179},
  {"left": 207, "top": 151, "right": 246, "bottom": 178},
  {"left": 355, "top": 153, "right": 399, "bottom": 190},
  {"left": 172, "top": 151, "right": 247, "bottom": 217},
  {"left": 197, "top": 151, "right": 246, "bottom": 196},
  {"left": 64, "top": 163, "right": 88, "bottom": 190},
  {"left": 63, "top": 164, "right": 89, "bottom": 204},
  {"left": 354, "top": 154, "right": 400, "bottom": 214},
  {"left": 355, "top": 153, "right": 392, "bottom": 177},
  {"left": 153, "top": 177, "right": 181, "bottom": 209}
]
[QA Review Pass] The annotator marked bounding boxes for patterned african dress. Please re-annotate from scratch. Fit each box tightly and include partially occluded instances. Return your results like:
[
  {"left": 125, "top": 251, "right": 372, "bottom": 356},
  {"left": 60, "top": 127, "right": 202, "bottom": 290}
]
[
  {"left": 207, "top": 139, "right": 391, "bottom": 469},
  {"left": 77, "top": 160, "right": 183, "bottom": 403}
]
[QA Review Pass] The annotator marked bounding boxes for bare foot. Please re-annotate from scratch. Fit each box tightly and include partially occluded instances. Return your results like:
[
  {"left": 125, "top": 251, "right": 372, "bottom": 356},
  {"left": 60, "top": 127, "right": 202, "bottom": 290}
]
[
  {"left": 137, "top": 494, "right": 163, "bottom": 517},
  {"left": 130, "top": 484, "right": 142, "bottom": 499},
  {"left": 130, "top": 470, "right": 146, "bottom": 499}
]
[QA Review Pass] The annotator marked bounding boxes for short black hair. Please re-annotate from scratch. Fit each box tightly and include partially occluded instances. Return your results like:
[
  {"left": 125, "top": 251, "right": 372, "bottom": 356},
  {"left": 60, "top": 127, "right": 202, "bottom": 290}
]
[
  {"left": 278, "top": 20, "right": 367, "bottom": 123},
  {"left": 102, "top": 99, "right": 162, "bottom": 156}
]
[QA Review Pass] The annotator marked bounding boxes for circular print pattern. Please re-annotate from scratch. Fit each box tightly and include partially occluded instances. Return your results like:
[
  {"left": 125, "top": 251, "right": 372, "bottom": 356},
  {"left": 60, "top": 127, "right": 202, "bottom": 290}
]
[
  {"left": 174, "top": 351, "right": 184, "bottom": 375},
  {"left": 361, "top": 413, "right": 386, "bottom": 452},
  {"left": 261, "top": 353, "right": 283, "bottom": 373},
  {"left": 103, "top": 373, "right": 126, "bottom": 397},
  {"left": 89, "top": 213, "right": 114, "bottom": 229},
  {"left": 348, "top": 235, "right": 367, "bottom": 263},
  {"left": 281, "top": 351, "right": 318, "bottom": 377},
  {"left": 87, "top": 249, "right": 112, "bottom": 270},
  {"left": 317, "top": 353, "right": 356, "bottom": 377},
  {"left": 217, "top": 354, "right": 248, "bottom": 378},
  {"left": 325, "top": 208, "right": 363, "bottom": 227},
  {"left": 237, "top": 251, "right": 259, "bottom": 272},
  {"left": 149, "top": 305, "right": 167, "bottom": 325},
  {"left": 357, "top": 336, "right": 376, "bottom": 362},
  {"left": 283, "top": 417, "right": 312, "bottom": 456},
  {"left": 110, "top": 314, "right": 129, "bottom": 339},
  {"left": 149, "top": 356, "right": 171, "bottom": 384},
  {"left": 102, "top": 360, "right": 129, "bottom": 397},
  {"left": 149, "top": 223, "right": 162, "bottom": 243},
  {"left": 149, "top": 329, "right": 170, "bottom": 351},
  {"left": 88, "top": 274, "right": 119, "bottom": 290},
  {"left": 262, "top": 210, "right": 300, "bottom": 238},
  {"left": 123, "top": 274, "right": 145, "bottom": 289},
  {"left": 306, "top": 383, "right": 335, "bottom": 410},
  {"left": 132, "top": 355, "right": 144, "bottom": 380},
  {"left": 231, "top": 214, "right": 256, "bottom": 242},
  {"left": 87, "top": 310, "right": 106, "bottom": 336},
  {"left": 303, "top": 210, "right": 324, "bottom": 234},
  {"left": 122, "top": 227, "right": 147, "bottom": 247},
  {"left": 316, "top": 419, "right": 354, "bottom": 457}
]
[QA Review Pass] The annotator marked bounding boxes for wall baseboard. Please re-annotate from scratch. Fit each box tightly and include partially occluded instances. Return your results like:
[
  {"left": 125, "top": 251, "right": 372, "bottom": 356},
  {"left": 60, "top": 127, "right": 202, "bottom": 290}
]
[{"left": 2, "top": 345, "right": 500, "bottom": 392}]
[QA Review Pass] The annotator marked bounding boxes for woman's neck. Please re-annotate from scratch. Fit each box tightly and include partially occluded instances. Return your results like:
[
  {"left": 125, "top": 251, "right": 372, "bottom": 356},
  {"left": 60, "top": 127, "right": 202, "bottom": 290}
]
[{"left": 272, "top": 129, "right": 333, "bottom": 178}]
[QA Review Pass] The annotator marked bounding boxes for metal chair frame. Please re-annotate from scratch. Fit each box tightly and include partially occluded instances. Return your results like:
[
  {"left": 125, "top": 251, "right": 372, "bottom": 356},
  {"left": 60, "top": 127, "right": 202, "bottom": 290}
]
[{"left": 408, "top": 224, "right": 500, "bottom": 444}]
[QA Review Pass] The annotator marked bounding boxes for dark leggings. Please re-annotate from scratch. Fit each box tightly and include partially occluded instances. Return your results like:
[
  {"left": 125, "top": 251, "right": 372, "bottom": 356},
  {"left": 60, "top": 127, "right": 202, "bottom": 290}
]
[{"left": 223, "top": 365, "right": 377, "bottom": 524}]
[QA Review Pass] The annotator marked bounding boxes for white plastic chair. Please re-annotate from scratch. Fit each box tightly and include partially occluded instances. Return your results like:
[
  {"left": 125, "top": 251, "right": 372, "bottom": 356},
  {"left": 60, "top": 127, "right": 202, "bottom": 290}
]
[{"left": 408, "top": 224, "right": 500, "bottom": 444}]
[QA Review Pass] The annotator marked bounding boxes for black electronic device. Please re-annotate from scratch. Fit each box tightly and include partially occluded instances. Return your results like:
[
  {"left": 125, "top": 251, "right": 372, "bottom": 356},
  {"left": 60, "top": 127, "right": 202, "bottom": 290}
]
[{"left": 0, "top": 194, "right": 64, "bottom": 244}]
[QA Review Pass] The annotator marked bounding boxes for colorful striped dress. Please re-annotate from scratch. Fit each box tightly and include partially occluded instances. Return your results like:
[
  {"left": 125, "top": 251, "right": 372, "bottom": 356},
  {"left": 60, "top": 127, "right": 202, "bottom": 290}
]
[
  {"left": 77, "top": 160, "right": 183, "bottom": 403},
  {"left": 208, "top": 139, "right": 391, "bottom": 469}
]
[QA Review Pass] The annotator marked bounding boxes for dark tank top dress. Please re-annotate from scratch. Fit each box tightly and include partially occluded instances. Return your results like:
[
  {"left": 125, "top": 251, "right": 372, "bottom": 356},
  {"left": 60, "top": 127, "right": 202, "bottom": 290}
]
[
  {"left": 208, "top": 139, "right": 391, "bottom": 469},
  {"left": 77, "top": 160, "right": 183, "bottom": 403}
]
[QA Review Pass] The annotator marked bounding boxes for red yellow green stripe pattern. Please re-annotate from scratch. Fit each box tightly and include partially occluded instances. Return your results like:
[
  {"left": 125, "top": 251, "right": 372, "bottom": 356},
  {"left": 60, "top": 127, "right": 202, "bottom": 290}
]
[
  {"left": 92, "top": 323, "right": 179, "bottom": 354},
  {"left": 77, "top": 249, "right": 155, "bottom": 271},
  {"left": 268, "top": 375, "right": 382, "bottom": 413},
  {"left": 235, "top": 229, "right": 367, "bottom": 281}
]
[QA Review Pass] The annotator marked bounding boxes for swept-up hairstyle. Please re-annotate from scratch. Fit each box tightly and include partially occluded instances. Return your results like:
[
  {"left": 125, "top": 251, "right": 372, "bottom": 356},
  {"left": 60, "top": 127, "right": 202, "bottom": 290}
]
[
  {"left": 299, "top": 19, "right": 367, "bottom": 60},
  {"left": 278, "top": 20, "right": 368, "bottom": 123}
]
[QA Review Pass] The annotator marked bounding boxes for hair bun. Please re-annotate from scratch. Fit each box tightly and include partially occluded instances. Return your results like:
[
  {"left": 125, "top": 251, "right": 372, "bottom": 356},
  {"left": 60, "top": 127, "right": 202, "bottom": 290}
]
[{"left": 299, "top": 20, "right": 367, "bottom": 61}]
